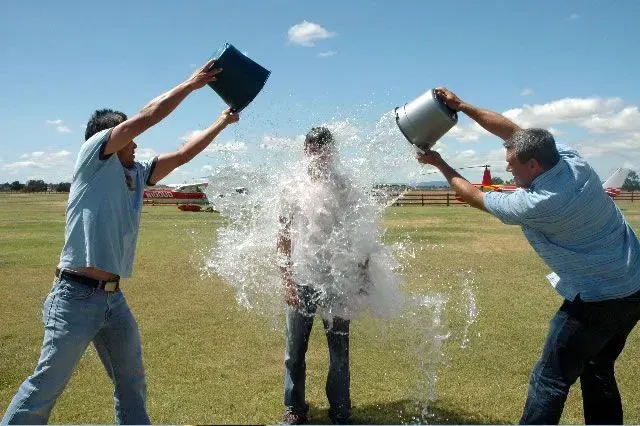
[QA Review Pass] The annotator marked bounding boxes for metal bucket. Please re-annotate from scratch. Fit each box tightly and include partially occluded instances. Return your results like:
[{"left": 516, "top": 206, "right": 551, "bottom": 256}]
[
  {"left": 207, "top": 43, "right": 271, "bottom": 113},
  {"left": 395, "top": 89, "right": 458, "bottom": 151}
]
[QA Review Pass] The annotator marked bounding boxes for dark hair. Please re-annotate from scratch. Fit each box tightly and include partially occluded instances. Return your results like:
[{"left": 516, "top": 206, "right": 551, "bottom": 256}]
[
  {"left": 85, "top": 109, "right": 127, "bottom": 141},
  {"left": 503, "top": 128, "right": 560, "bottom": 170},
  {"left": 304, "top": 126, "right": 334, "bottom": 151}
]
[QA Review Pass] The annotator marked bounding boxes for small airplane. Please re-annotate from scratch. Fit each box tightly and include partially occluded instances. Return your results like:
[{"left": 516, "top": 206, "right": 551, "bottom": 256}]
[
  {"left": 143, "top": 182, "right": 210, "bottom": 211},
  {"left": 143, "top": 181, "right": 249, "bottom": 212}
]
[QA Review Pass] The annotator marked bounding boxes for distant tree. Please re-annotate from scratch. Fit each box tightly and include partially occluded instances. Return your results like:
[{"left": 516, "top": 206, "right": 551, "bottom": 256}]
[
  {"left": 504, "top": 178, "right": 515, "bottom": 185},
  {"left": 10, "top": 181, "right": 24, "bottom": 191},
  {"left": 55, "top": 182, "right": 71, "bottom": 192},
  {"left": 25, "top": 179, "right": 47, "bottom": 192},
  {"left": 0, "top": 182, "right": 11, "bottom": 192},
  {"left": 622, "top": 171, "right": 640, "bottom": 191},
  {"left": 491, "top": 177, "right": 505, "bottom": 185}
]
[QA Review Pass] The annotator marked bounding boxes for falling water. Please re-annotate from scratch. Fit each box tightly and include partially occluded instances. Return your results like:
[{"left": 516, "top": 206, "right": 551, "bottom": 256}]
[{"left": 200, "top": 110, "right": 479, "bottom": 420}]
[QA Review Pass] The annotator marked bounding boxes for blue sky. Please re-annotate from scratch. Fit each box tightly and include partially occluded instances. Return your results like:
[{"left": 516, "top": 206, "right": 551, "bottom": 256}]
[{"left": 1, "top": 0, "right": 639, "bottom": 184}]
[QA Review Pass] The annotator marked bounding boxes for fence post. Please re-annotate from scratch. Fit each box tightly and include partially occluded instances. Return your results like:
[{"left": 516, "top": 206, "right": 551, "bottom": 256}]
[
  {"left": 421, "top": 193, "right": 424, "bottom": 206},
  {"left": 632, "top": 191, "right": 635, "bottom": 203},
  {"left": 446, "top": 192, "right": 450, "bottom": 206}
]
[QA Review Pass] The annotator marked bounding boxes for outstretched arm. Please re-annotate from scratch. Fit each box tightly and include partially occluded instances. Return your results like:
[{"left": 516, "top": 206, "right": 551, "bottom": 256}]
[
  {"left": 148, "top": 108, "right": 239, "bottom": 185},
  {"left": 104, "top": 59, "right": 222, "bottom": 156},
  {"left": 416, "top": 151, "right": 487, "bottom": 211},
  {"left": 435, "top": 87, "right": 521, "bottom": 141}
]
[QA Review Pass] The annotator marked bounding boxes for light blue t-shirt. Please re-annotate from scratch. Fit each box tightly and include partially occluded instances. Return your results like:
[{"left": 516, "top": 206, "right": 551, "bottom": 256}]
[
  {"left": 58, "top": 128, "right": 157, "bottom": 277},
  {"left": 484, "top": 145, "right": 640, "bottom": 302}
]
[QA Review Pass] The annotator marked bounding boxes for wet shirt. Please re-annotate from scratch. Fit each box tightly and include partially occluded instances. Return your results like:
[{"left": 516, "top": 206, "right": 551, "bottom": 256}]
[
  {"left": 279, "top": 165, "right": 367, "bottom": 311},
  {"left": 484, "top": 145, "right": 640, "bottom": 301},
  {"left": 58, "top": 128, "right": 157, "bottom": 277}
]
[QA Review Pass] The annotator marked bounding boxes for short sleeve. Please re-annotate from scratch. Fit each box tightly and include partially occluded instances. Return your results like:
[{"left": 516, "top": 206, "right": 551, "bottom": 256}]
[
  {"left": 72, "top": 128, "right": 114, "bottom": 183},
  {"left": 140, "top": 157, "right": 158, "bottom": 187},
  {"left": 484, "top": 190, "right": 534, "bottom": 225}
]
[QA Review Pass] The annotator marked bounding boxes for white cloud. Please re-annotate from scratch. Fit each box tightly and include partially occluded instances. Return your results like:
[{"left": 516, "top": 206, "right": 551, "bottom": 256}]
[
  {"left": 52, "top": 150, "right": 71, "bottom": 158},
  {"left": 287, "top": 21, "right": 336, "bottom": 47},
  {"left": 502, "top": 97, "right": 623, "bottom": 128},
  {"left": 180, "top": 129, "right": 205, "bottom": 142},
  {"left": 135, "top": 147, "right": 157, "bottom": 161},
  {"left": 568, "top": 13, "right": 580, "bottom": 20},
  {"left": 580, "top": 106, "right": 640, "bottom": 134},
  {"left": 204, "top": 141, "right": 247, "bottom": 153},
  {"left": 159, "top": 167, "right": 193, "bottom": 184},
  {"left": 520, "top": 88, "right": 533, "bottom": 96},
  {"left": 2, "top": 150, "right": 75, "bottom": 179},
  {"left": 446, "top": 123, "right": 486, "bottom": 142},
  {"left": 574, "top": 133, "right": 640, "bottom": 158},
  {"left": 2, "top": 161, "right": 47, "bottom": 171},
  {"left": 45, "top": 119, "right": 72, "bottom": 133},
  {"left": 318, "top": 50, "right": 336, "bottom": 58}
]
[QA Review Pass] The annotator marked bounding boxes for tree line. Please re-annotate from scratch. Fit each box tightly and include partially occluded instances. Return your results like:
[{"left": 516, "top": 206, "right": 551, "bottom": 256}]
[
  {"left": 1, "top": 171, "right": 638, "bottom": 193},
  {"left": 0, "top": 180, "right": 71, "bottom": 193}
]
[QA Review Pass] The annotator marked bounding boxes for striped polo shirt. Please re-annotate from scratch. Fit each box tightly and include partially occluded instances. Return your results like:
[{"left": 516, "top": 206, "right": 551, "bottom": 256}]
[{"left": 484, "top": 145, "right": 640, "bottom": 302}]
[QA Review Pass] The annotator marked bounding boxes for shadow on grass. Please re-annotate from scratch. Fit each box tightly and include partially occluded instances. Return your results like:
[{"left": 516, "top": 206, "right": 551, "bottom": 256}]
[{"left": 307, "top": 399, "right": 510, "bottom": 424}]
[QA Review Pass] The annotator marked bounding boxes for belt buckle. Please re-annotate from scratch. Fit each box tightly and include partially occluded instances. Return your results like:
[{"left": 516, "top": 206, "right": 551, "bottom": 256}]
[{"left": 104, "top": 281, "right": 118, "bottom": 292}]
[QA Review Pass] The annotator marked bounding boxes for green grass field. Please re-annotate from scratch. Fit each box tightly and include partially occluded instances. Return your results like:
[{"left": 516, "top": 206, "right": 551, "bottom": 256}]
[{"left": 1, "top": 193, "right": 639, "bottom": 424}]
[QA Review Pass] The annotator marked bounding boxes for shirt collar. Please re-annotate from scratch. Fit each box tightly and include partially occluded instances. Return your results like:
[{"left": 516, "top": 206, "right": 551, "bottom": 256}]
[{"left": 528, "top": 158, "right": 564, "bottom": 190}]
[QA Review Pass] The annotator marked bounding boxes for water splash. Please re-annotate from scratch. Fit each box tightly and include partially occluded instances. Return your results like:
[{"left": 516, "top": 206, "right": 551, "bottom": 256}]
[{"left": 199, "top": 110, "right": 479, "bottom": 417}]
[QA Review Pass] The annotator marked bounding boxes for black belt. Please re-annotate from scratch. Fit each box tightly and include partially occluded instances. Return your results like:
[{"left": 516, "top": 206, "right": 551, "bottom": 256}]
[{"left": 55, "top": 268, "right": 120, "bottom": 292}]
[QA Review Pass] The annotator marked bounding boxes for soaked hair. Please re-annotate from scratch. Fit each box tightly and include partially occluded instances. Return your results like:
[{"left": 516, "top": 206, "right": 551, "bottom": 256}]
[
  {"left": 304, "top": 126, "right": 334, "bottom": 152},
  {"left": 85, "top": 109, "right": 127, "bottom": 141},
  {"left": 503, "top": 128, "right": 560, "bottom": 170}
]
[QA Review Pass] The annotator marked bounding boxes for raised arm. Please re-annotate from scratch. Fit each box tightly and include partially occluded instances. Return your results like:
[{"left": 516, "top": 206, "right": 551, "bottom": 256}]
[
  {"left": 103, "top": 59, "right": 222, "bottom": 156},
  {"left": 148, "top": 108, "right": 239, "bottom": 185},
  {"left": 435, "top": 87, "right": 521, "bottom": 141}
]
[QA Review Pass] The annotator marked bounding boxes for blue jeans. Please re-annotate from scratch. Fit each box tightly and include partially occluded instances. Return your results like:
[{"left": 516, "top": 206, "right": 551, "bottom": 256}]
[
  {"left": 520, "top": 289, "right": 640, "bottom": 425},
  {"left": 284, "top": 305, "right": 351, "bottom": 424},
  {"left": 1, "top": 276, "right": 149, "bottom": 425}
]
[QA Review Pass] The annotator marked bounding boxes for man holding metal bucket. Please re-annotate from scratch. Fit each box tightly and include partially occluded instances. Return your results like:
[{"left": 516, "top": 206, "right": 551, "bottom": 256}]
[{"left": 414, "top": 87, "right": 640, "bottom": 424}]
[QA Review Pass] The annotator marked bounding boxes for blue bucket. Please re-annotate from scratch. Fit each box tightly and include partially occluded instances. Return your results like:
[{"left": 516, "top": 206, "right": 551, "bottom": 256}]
[{"left": 207, "top": 43, "right": 271, "bottom": 113}]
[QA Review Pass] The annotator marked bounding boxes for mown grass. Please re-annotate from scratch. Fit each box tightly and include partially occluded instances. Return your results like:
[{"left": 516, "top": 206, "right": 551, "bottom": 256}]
[{"left": 0, "top": 193, "right": 639, "bottom": 424}]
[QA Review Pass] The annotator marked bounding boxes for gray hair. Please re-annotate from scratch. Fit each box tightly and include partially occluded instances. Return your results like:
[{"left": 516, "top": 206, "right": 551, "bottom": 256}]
[{"left": 503, "top": 128, "right": 560, "bottom": 170}]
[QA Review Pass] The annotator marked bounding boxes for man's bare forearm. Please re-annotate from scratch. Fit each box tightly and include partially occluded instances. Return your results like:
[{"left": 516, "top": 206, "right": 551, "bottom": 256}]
[
  {"left": 438, "top": 161, "right": 487, "bottom": 211},
  {"left": 459, "top": 102, "right": 520, "bottom": 141},
  {"left": 174, "top": 116, "right": 229, "bottom": 166},
  {"left": 137, "top": 81, "right": 195, "bottom": 129}
]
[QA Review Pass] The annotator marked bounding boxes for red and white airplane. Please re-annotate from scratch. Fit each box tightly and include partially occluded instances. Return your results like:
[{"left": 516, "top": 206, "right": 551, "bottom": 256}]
[{"left": 143, "top": 182, "right": 210, "bottom": 211}]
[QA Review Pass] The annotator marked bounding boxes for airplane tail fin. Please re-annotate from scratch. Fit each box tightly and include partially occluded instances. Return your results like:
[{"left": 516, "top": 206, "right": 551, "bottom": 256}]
[{"left": 602, "top": 168, "right": 631, "bottom": 190}]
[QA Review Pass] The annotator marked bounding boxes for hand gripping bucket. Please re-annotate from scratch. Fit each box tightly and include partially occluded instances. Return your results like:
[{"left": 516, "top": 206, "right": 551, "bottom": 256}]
[
  {"left": 395, "top": 89, "right": 458, "bottom": 152},
  {"left": 207, "top": 43, "right": 271, "bottom": 113}
]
